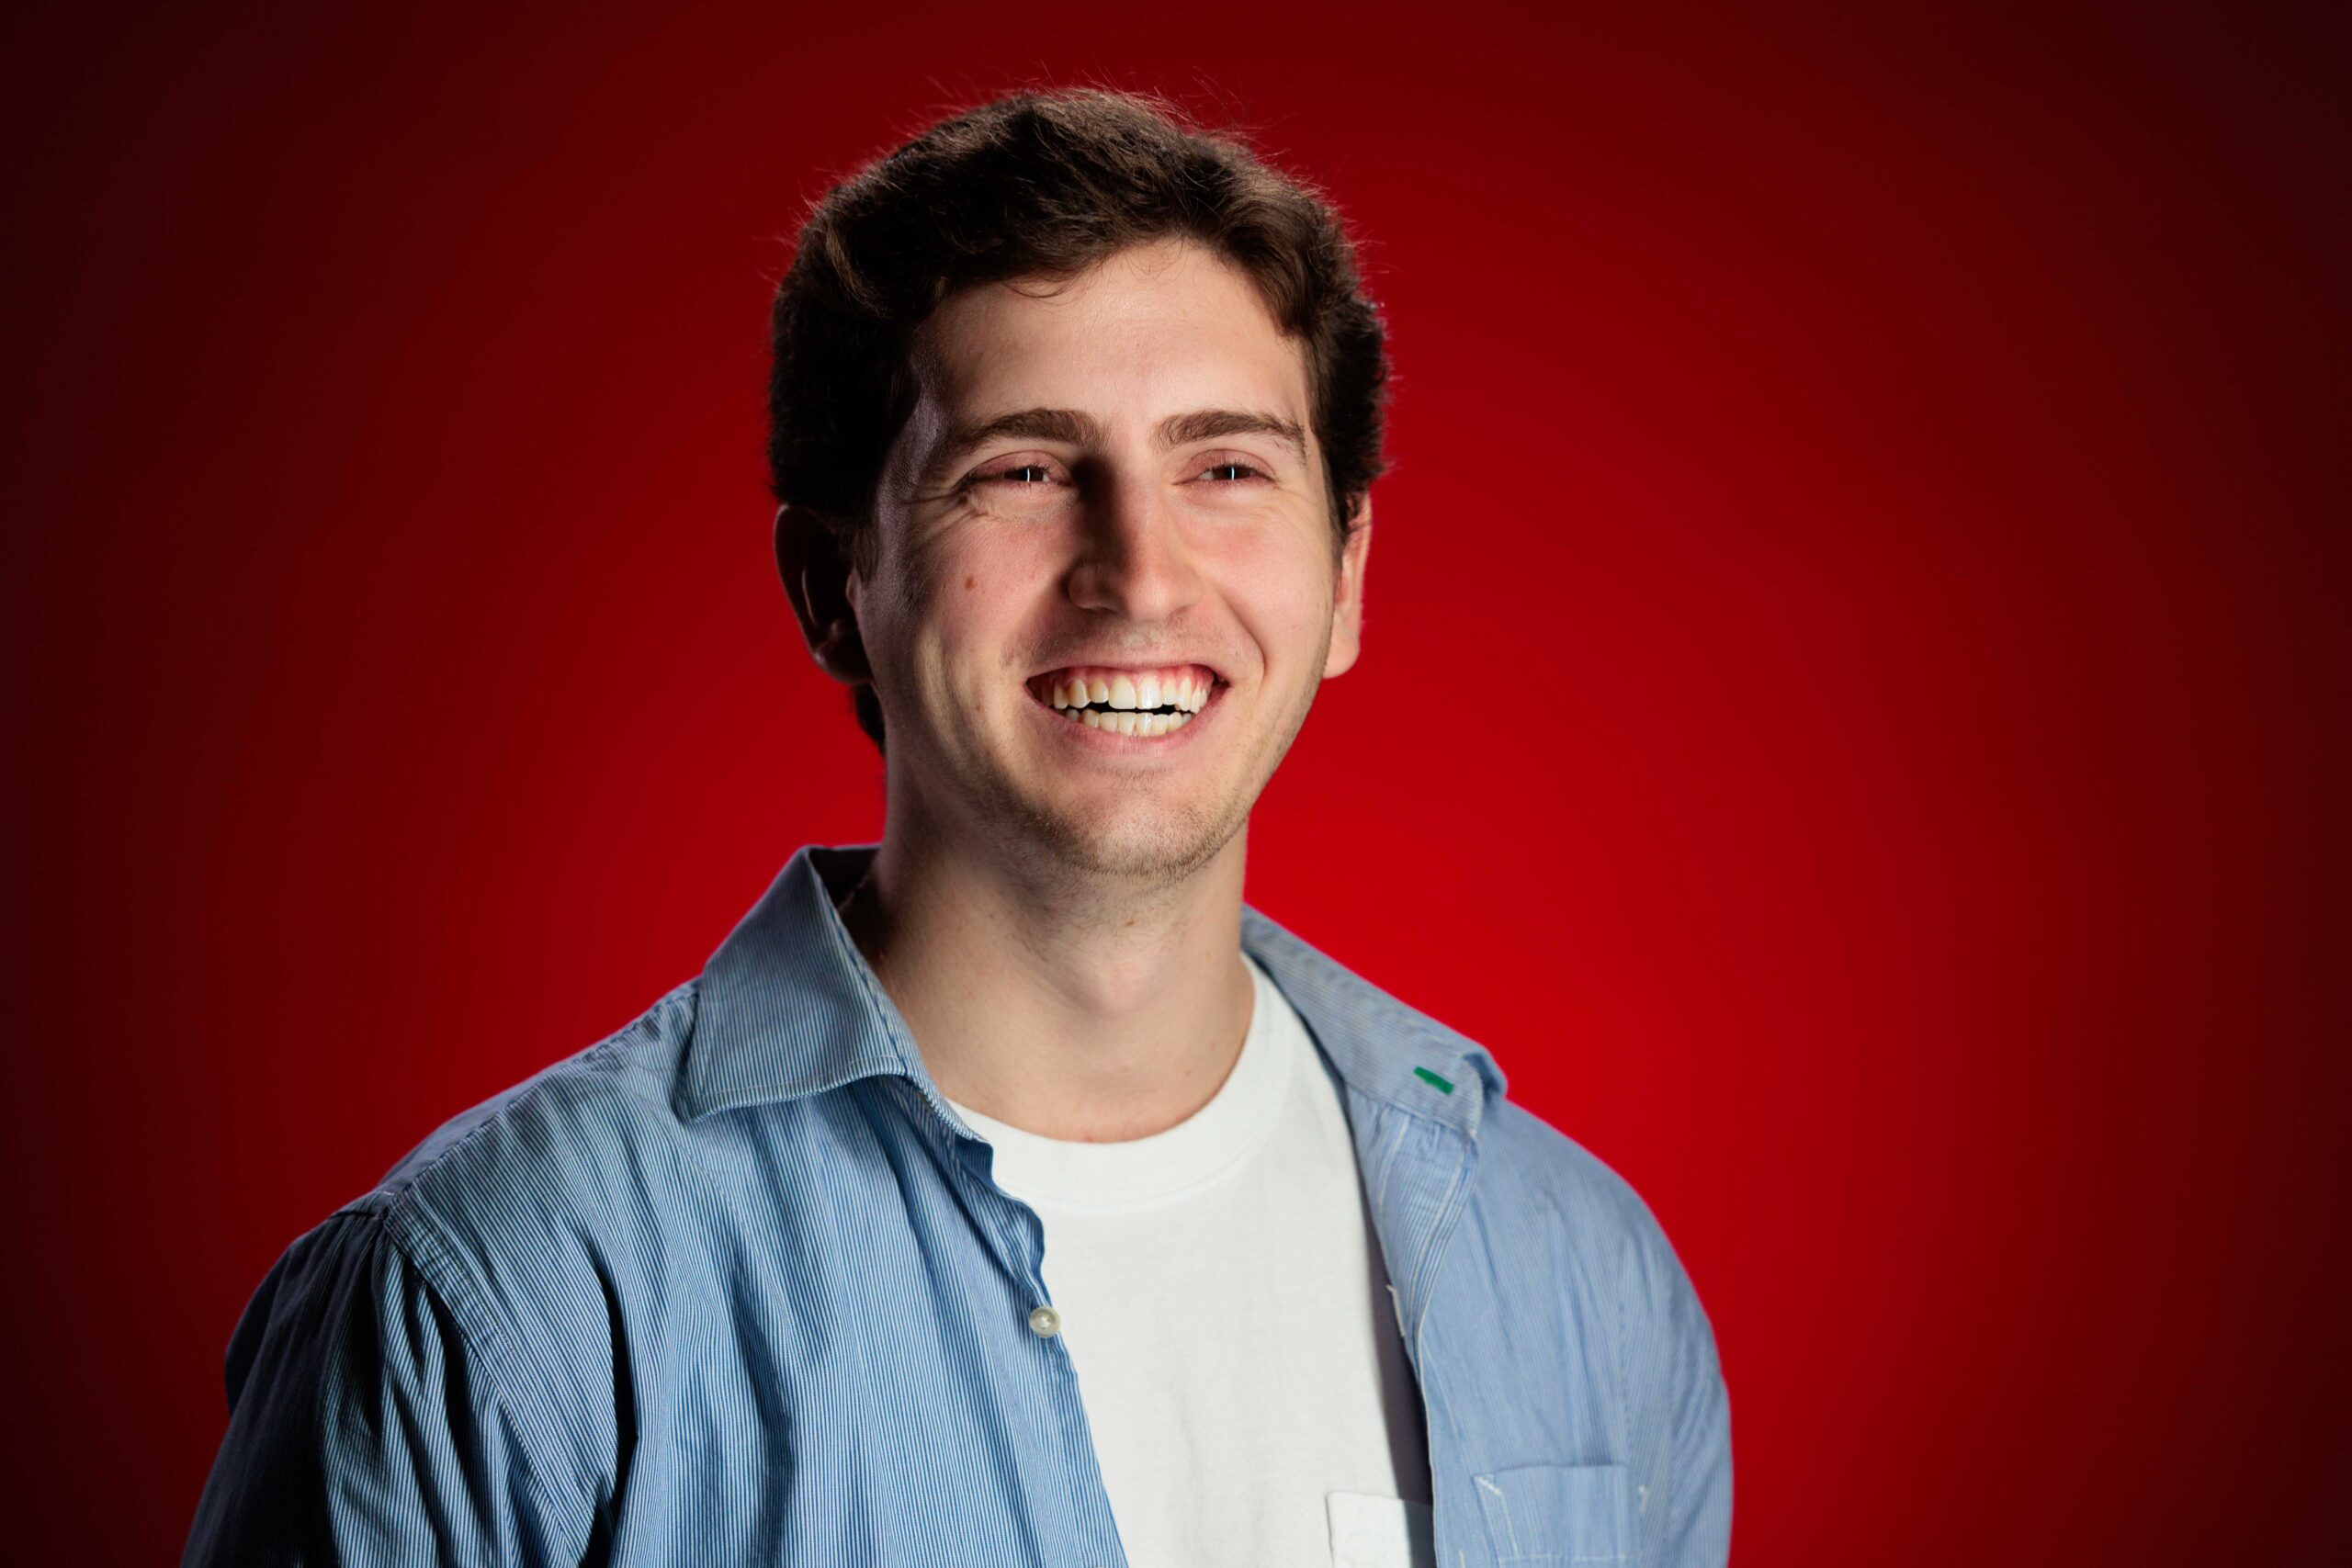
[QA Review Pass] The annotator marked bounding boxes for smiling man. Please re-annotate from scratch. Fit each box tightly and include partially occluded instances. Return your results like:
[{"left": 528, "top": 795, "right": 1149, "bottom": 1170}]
[{"left": 187, "top": 89, "right": 1730, "bottom": 1568}]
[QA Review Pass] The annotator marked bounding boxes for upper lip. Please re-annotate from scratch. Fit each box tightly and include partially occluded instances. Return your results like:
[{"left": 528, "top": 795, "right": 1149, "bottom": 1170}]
[{"left": 1026, "top": 658, "right": 1227, "bottom": 683}]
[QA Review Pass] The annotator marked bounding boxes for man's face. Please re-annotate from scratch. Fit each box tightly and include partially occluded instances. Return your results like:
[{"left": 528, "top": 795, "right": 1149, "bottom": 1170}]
[{"left": 852, "top": 236, "right": 1370, "bottom": 884}]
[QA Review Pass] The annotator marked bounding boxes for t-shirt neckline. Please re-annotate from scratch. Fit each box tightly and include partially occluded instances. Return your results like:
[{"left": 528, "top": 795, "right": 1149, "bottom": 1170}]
[{"left": 943, "top": 954, "right": 1298, "bottom": 1213}]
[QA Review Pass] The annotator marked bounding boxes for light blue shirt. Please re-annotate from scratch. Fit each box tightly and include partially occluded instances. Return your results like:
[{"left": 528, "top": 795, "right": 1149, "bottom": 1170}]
[{"left": 186, "top": 844, "right": 1731, "bottom": 1565}]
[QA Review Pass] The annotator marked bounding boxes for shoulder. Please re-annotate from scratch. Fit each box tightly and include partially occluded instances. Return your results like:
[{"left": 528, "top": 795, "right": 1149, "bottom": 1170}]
[
  {"left": 336, "top": 982, "right": 706, "bottom": 1288},
  {"left": 1473, "top": 1092, "right": 1721, "bottom": 1382},
  {"left": 1477, "top": 1094, "right": 1673, "bottom": 1260},
  {"left": 1245, "top": 904, "right": 1684, "bottom": 1256},
  {"left": 1249, "top": 907, "right": 1707, "bottom": 1318},
  {"left": 331, "top": 979, "right": 729, "bottom": 1317},
  {"left": 196, "top": 982, "right": 714, "bottom": 1563},
  {"left": 376, "top": 973, "right": 695, "bottom": 1184},
  {"left": 374, "top": 971, "right": 696, "bottom": 1164},
  {"left": 304, "top": 981, "right": 715, "bottom": 1482}
]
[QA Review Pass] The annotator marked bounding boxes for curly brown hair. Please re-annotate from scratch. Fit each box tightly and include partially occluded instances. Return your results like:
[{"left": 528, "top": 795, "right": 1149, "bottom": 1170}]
[{"left": 767, "top": 86, "right": 1392, "bottom": 748}]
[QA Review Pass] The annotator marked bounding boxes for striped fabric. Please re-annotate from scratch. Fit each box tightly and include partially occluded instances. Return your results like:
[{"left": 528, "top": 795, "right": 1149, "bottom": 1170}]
[{"left": 185, "top": 844, "right": 1730, "bottom": 1566}]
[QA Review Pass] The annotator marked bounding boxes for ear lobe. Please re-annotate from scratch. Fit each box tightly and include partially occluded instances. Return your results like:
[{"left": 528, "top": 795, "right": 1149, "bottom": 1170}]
[
  {"left": 775, "top": 504, "right": 873, "bottom": 685},
  {"left": 1323, "top": 497, "right": 1374, "bottom": 679}
]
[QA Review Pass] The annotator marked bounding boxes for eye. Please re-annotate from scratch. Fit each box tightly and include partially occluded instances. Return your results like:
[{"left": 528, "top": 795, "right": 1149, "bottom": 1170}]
[
  {"left": 975, "top": 463, "right": 1058, "bottom": 487},
  {"left": 1195, "top": 458, "right": 1272, "bottom": 483}
]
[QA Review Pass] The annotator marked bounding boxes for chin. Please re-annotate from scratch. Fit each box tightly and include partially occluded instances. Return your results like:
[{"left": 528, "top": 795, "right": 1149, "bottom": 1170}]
[{"left": 1023, "top": 796, "right": 1242, "bottom": 885}]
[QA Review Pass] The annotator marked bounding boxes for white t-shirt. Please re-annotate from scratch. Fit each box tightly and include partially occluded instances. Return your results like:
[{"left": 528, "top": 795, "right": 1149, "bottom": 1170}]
[{"left": 944, "top": 955, "right": 1435, "bottom": 1568}]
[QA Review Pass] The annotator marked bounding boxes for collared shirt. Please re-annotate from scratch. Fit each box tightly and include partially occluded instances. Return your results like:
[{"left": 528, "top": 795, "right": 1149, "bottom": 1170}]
[{"left": 184, "top": 845, "right": 1732, "bottom": 1567}]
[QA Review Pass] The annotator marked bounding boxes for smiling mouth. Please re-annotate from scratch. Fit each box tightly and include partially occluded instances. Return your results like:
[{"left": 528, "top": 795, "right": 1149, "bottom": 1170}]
[{"left": 1029, "top": 664, "right": 1219, "bottom": 738}]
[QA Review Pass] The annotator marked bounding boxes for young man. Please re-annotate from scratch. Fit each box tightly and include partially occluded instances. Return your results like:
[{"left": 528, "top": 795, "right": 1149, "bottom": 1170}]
[{"left": 187, "top": 89, "right": 1730, "bottom": 1568}]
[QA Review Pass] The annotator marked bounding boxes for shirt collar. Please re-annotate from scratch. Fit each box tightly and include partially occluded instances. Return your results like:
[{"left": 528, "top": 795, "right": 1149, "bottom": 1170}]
[{"left": 679, "top": 843, "right": 1508, "bottom": 1139}]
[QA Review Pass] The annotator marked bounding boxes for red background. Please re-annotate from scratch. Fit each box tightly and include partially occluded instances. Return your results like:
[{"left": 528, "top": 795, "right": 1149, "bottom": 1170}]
[{"left": 6, "top": 3, "right": 2346, "bottom": 1562}]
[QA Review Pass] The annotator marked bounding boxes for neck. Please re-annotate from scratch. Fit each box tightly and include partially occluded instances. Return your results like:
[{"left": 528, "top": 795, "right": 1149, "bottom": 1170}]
[{"left": 842, "top": 819, "right": 1256, "bottom": 1143}]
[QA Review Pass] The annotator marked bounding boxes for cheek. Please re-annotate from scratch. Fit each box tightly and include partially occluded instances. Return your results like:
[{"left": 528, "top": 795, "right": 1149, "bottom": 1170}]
[
  {"left": 1214, "top": 531, "right": 1337, "bottom": 657},
  {"left": 904, "top": 540, "right": 1054, "bottom": 696}
]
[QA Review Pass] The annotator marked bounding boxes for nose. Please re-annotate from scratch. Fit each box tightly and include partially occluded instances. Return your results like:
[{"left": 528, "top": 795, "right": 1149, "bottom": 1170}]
[{"left": 1063, "top": 471, "right": 1204, "bottom": 624}]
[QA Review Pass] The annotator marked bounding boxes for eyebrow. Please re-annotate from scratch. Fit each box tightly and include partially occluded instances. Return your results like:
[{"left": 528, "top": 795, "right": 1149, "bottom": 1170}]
[{"left": 919, "top": 407, "right": 1309, "bottom": 487}]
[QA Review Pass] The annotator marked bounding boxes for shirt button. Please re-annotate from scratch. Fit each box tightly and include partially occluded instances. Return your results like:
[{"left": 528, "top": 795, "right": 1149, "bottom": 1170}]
[{"left": 1027, "top": 1304, "right": 1062, "bottom": 1337}]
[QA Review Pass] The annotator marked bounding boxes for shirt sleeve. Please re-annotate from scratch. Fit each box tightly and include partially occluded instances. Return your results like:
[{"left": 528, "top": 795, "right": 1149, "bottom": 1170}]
[
  {"left": 183, "top": 1206, "right": 577, "bottom": 1566},
  {"left": 1655, "top": 1244, "right": 1733, "bottom": 1568}
]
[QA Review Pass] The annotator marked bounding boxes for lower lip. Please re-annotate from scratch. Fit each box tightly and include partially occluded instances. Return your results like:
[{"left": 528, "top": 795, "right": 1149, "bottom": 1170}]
[{"left": 1026, "top": 683, "right": 1224, "bottom": 755}]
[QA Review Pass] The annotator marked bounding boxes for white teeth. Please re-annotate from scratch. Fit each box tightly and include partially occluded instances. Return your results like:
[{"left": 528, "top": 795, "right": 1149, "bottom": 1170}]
[
  {"left": 1054, "top": 705, "right": 1196, "bottom": 737},
  {"left": 1041, "top": 671, "right": 1214, "bottom": 727}
]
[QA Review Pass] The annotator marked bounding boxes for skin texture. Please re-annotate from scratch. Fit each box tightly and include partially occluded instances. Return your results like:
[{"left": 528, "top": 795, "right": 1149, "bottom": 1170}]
[{"left": 781, "top": 236, "right": 1371, "bottom": 1140}]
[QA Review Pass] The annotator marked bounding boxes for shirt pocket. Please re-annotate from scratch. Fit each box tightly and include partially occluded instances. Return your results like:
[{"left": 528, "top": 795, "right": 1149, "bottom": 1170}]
[{"left": 1471, "top": 1463, "right": 1633, "bottom": 1565}]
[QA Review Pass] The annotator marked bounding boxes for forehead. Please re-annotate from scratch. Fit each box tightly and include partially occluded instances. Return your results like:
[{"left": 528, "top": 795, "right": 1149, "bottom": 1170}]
[{"left": 908, "top": 237, "right": 1312, "bottom": 425}]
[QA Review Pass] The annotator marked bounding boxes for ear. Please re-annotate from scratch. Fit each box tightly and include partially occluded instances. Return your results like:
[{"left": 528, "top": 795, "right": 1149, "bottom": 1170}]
[
  {"left": 1322, "top": 496, "right": 1374, "bottom": 679},
  {"left": 775, "top": 504, "right": 873, "bottom": 685}
]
